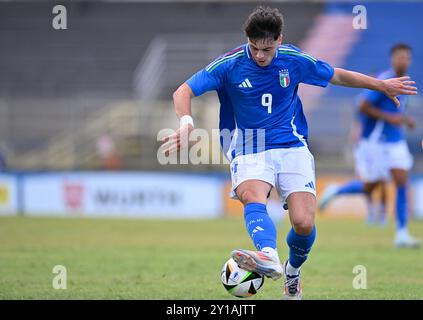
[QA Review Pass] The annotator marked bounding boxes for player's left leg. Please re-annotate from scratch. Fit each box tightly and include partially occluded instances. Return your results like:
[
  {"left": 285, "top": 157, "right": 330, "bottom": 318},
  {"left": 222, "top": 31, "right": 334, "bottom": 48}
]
[
  {"left": 231, "top": 179, "right": 284, "bottom": 280},
  {"left": 282, "top": 191, "right": 316, "bottom": 300},
  {"left": 228, "top": 151, "right": 284, "bottom": 280},
  {"left": 274, "top": 147, "right": 317, "bottom": 300},
  {"left": 391, "top": 168, "right": 421, "bottom": 248},
  {"left": 363, "top": 181, "right": 382, "bottom": 226},
  {"left": 376, "top": 181, "right": 388, "bottom": 226},
  {"left": 386, "top": 141, "right": 421, "bottom": 248}
]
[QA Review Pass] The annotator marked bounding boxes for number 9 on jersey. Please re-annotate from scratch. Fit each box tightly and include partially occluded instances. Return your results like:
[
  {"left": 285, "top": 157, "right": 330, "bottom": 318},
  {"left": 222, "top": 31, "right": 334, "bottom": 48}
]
[{"left": 262, "top": 93, "right": 272, "bottom": 114}]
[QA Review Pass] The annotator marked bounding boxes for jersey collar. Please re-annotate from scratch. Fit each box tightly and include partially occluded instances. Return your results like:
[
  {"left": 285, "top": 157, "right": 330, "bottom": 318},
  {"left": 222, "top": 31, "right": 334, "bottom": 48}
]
[{"left": 245, "top": 44, "right": 251, "bottom": 59}]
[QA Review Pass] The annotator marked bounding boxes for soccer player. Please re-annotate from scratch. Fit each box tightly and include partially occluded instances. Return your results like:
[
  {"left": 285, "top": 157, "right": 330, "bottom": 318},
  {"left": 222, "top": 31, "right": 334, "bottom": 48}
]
[
  {"left": 319, "top": 110, "right": 390, "bottom": 226},
  {"left": 319, "top": 43, "right": 420, "bottom": 247},
  {"left": 161, "top": 7, "right": 418, "bottom": 299}
]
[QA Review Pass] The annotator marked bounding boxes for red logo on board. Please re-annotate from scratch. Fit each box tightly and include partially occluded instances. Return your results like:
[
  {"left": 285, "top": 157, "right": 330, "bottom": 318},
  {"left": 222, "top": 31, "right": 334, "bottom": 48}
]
[{"left": 63, "top": 182, "right": 84, "bottom": 211}]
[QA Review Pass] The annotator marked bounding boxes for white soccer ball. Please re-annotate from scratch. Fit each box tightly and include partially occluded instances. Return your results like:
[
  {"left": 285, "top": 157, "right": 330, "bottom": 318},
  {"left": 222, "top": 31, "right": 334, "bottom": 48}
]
[{"left": 220, "top": 258, "right": 264, "bottom": 298}]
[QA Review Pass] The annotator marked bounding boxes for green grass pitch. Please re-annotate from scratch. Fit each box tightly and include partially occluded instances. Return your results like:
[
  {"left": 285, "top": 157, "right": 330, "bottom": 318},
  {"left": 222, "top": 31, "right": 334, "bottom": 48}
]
[{"left": 1, "top": 215, "right": 422, "bottom": 299}]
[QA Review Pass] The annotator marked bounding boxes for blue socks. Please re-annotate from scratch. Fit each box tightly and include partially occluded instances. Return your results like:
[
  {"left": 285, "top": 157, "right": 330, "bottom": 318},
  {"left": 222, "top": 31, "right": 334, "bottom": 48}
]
[
  {"left": 396, "top": 185, "right": 408, "bottom": 230},
  {"left": 244, "top": 203, "right": 277, "bottom": 250},
  {"left": 244, "top": 202, "right": 316, "bottom": 272},
  {"left": 286, "top": 225, "right": 316, "bottom": 268},
  {"left": 336, "top": 180, "right": 364, "bottom": 195}
]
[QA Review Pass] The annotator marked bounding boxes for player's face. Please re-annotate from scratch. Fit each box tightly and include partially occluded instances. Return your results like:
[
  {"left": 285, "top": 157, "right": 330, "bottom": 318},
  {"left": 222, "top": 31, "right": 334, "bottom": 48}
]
[
  {"left": 391, "top": 49, "right": 411, "bottom": 75},
  {"left": 248, "top": 36, "right": 282, "bottom": 67}
]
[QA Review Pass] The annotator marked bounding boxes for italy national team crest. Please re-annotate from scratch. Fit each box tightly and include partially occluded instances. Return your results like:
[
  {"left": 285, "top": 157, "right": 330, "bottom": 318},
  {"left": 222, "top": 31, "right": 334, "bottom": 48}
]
[{"left": 279, "top": 69, "right": 290, "bottom": 88}]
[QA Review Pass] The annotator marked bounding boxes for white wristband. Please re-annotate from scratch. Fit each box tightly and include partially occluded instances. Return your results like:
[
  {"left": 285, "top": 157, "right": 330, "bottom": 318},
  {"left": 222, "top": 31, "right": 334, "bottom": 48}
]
[{"left": 180, "top": 115, "right": 194, "bottom": 128}]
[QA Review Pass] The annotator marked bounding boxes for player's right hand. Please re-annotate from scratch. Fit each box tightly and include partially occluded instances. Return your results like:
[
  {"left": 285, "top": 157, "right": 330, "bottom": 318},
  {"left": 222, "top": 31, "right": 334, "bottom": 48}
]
[{"left": 161, "top": 124, "right": 194, "bottom": 155}]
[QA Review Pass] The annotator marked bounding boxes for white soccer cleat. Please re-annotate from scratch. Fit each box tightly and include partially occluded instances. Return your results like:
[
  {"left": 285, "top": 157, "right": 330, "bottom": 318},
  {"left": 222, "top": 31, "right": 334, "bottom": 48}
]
[
  {"left": 282, "top": 260, "right": 302, "bottom": 300},
  {"left": 318, "top": 184, "right": 339, "bottom": 212},
  {"left": 231, "top": 249, "right": 283, "bottom": 281},
  {"left": 394, "top": 230, "right": 421, "bottom": 248}
]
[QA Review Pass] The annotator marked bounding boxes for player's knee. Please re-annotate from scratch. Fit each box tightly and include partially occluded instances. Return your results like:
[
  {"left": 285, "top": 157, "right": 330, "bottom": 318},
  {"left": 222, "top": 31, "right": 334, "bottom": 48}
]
[
  {"left": 292, "top": 214, "right": 314, "bottom": 235},
  {"left": 293, "top": 222, "right": 314, "bottom": 236},
  {"left": 238, "top": 189, "right": 266, "bottom": 205}
]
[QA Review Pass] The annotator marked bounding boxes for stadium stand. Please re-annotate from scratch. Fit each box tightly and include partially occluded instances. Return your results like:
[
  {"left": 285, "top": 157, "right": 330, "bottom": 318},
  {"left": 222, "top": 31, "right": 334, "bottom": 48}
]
[
  {"left": 0, "top": 1, "right": 322, "bottom": 169},
  {"left": 0, "top": 1, "right": 421, "bottom": 172},
  {"left": 0, "top": 2, "right": 321, "bottom": 98}
]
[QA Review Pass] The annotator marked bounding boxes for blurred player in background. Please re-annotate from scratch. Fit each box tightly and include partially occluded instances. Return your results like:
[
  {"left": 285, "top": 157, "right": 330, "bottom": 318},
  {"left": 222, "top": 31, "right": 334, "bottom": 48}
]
[
  {"left": 162, "top": 7, "right": 418, "bottom": 299},
  {"left": 319, "top": 104, "right": 389, "bottom": 226},
  {"left": 319, "top": 44, "right": 420, "bottom": 248},
  {"left": 352, "top": 112, "right": 389, "bottom": 226}
]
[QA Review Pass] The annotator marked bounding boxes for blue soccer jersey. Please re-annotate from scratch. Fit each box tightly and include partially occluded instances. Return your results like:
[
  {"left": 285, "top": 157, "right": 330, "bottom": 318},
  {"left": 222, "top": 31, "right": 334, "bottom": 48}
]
[
  {"left": 186, "top": 44, "right": 334, "bottom": 159},
  {"left": 358, "top": 69, "right": 408, "bottom": 143}
]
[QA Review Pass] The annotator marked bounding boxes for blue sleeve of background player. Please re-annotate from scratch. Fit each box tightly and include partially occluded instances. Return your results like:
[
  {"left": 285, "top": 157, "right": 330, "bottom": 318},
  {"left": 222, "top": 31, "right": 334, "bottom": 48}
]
[
  {"left": 298, "top": 54, "right": 335, "bottom": 87},
  {"left": 361, "top": 89, "right": 384, "bottom": 107},
  {"left": 185, "top": 61, "right": 227, "bottom": 96}
]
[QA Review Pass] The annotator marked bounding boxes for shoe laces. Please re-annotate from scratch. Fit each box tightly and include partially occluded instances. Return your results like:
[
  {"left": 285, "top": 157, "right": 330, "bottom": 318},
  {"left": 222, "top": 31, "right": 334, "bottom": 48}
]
[{"left": 285, "top": 274, "right": 300, "bottom": 294}]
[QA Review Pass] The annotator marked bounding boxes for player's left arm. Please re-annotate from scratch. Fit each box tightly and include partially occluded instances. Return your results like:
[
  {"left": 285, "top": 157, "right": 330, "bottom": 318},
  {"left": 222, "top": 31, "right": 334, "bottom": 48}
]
[{"left": 330, "top": 68, "right": 418, "bottom": 107}]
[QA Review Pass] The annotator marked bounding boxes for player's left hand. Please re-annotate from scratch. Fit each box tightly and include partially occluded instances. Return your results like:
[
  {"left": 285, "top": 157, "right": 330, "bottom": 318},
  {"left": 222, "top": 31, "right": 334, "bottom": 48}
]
[
  {"left": 382, "top": 76, "right": 417, "bottom": 107},
  {"left": 161, "top": 124, "right": 193, "bottom": 155}
]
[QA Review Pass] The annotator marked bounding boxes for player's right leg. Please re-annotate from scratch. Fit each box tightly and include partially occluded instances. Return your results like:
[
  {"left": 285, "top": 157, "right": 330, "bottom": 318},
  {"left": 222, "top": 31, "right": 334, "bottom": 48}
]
[
  {"left": 231, "top": 180, "right": 284, "bottom": 280},
  {"left": 228, "top": 152, "right": 283, "bottom": 280}
]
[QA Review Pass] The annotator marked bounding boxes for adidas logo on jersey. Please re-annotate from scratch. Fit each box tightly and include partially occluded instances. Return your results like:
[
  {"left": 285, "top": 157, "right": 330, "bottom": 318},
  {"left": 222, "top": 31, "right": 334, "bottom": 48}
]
[{"left": 238, "top": 78, "right": 252, "bottom": 88}]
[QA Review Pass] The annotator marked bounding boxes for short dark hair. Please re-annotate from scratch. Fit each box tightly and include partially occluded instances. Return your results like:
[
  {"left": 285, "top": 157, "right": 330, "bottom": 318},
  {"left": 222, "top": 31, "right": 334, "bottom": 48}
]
[
  {"left": 244, "top": 6, "right": 284, "bottom": 41},
  {"left": 390, "top": 43, "right": 412, "bottom": 55}
]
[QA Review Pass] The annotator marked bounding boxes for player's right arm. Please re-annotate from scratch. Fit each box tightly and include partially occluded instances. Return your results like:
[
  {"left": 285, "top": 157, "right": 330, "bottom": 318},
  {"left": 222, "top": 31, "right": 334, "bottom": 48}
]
[
  {"left": 173, "top": 83, "right": 195, "bottom": 120},
  {"left": 161, "top": 84, "right": 195, "bottom": 155},
  {"left": 161, "top": 56, "right": 228, "bottom": 155}
]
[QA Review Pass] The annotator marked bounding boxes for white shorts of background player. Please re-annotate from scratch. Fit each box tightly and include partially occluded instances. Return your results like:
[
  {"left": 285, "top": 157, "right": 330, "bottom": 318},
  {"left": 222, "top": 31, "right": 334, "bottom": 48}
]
[{"left": 354, "top": 139, "right": 414, "bottom": 183}]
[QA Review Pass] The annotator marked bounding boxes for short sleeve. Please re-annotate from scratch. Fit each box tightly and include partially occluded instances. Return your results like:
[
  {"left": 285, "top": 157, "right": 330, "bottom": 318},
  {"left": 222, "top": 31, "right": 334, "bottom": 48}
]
[
  {"left": 298, "top": 54, "right": 335, "bottom": 87},
  {"left": 185, "top": 60, "right": 227, "bottom": 96}
]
